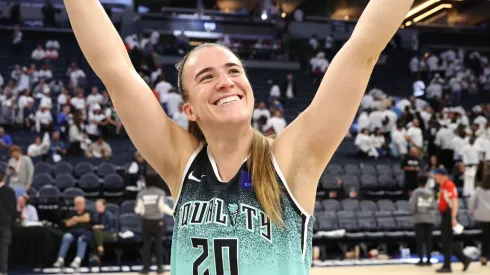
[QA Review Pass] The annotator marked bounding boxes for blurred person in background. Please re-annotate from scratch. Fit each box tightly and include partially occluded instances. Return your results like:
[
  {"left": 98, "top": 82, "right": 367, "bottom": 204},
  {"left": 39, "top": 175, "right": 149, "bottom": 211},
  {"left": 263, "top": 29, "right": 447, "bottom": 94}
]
[
  {"left": 410, "top": 175, "right": 436, "bottom": 266},
  {"left": 468, "top": 174, "right": 490, "bottom": 266},
  {"left": 6, "top": 146, "right": 34, "bottom": 199},
  {"left": 16, "top": 194, "right": 38, "bottom": 223},
  {"left": 402, "top": 146, "right": 421, "bottom": 198},
  {"left": 90, "top": 199, "right": 116, "bottom": 265},
  {"left": 0, "top": 172, "right": 16, "bottom": 275}
]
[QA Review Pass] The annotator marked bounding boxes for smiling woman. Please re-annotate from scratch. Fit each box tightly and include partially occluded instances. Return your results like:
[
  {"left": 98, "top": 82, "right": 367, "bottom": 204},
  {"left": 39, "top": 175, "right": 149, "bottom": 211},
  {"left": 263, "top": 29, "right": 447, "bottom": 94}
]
[{"left": 63, "top": 0, "right": 414, "bottom": 274}]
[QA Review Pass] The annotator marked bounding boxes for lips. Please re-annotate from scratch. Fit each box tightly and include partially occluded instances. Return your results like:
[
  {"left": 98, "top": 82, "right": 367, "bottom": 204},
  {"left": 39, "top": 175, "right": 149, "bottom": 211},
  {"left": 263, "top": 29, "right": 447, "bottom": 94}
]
[{"left": 214, "top": 94, "right": 243, "bottom": 106}]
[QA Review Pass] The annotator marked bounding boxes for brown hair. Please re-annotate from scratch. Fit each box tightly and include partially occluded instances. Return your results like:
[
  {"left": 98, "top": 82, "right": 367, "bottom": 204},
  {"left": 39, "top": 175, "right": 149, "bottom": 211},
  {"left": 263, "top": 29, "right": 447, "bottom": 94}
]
[
  {"left": 9, "top": 145, "right": 22, "bottom": 156},
  {"left": 96, "top": 198, "right": 106, "bottom": 205},
  {"left": 176, "top": 43, "right": 284, "bottom": 227}
]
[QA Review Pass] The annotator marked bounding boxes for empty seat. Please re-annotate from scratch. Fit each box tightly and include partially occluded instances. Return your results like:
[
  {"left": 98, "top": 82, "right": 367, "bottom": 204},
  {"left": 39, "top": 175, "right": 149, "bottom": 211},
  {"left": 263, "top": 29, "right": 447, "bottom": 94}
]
[
  {"left": 106, "top": 203, "right": 120, "bottom": 217},
  {"left": 376, "top": 216, "right": 401, "bottom": 237},
  {"left": 78, "top": 172, "right": 100, "bottom": 197},
  {"left": 97, "top": 162, "right": 116, "bottom": 178},
  {"left": 376, "top": 164, "right": 393, "bottom": 176},
  {"left": 37, "top": 185, "right": 60, "bottom": 206},
  {"left": 357, "top": 217, "right": 378, "bottom": 232},
  {"left": 314, "top": 201, "right": 324, "bottom": 212},
  {"left": 326, "top": 163, "right": 343, "bottom": 176},
  {"left": 360, "top": 200, "right": 377, "bottom": 212},
  {"left": 337, "top": 211, "right": 355, "bottom": 219},
  {"left": 102, "top": 173, "right": 124, "bottom": 197},
  {"left": 64, "top": 187, "right": 84, "bottom": 199},
  {"left": 395, "top": 216, "right": 415, "bottom": 237},
  {"left": 55, "top": 174, "right": 76, "bottom": 190},
  {"left": 378, "top": 175, "right": 396, "bottom": 191},
  {"left": 396, "top": 200, "right": 410, "bottom": 212},
  {"left": 344, "top": 164, "right": 361, "bottom": 176},
  {"left": 34, "top": 162, "right": 52, "bottom": 176},
  {"left": 322, "top": 199, "right": 341, "bottom": 212},
  {"left": 374, "top": 210, "right": 392, "bottom": 218},
  {"left": 119, "top": 213, "right": 142, "bottom": 238},
  {"left": 32, "top": 173, "right": 55, "bottom": 189},
  {"left": 74, "top": 162, "right": 95, "bottom": 178},
  {"left": 360, "top": 174, "right": 378, "bottom": 191},
  {"left": 53, "top": 161, "right": 74, "bottom": 176},
  {"left": 361, "top": 164, "right": 377, "bottom": 176},
  {"left": 357, "top": 211, "right": 374, "bottom": 218},
  {"left": 320, "top": 174, "right": 341, "bottom": 191},
  {"left": 378, "top": 199, "right": 396, "bottom": 211},
  {"left": 121, "top": 200, "right": 136, "bottom": 214},
  {"left": 337, "top": 217, "right": 359, "bottom": 232},
  {"left": 341, "top": 199, "right": 359, "bottom": 211},
  {"left": 88, "top": 158, "right": 104, "bottom": 166}
]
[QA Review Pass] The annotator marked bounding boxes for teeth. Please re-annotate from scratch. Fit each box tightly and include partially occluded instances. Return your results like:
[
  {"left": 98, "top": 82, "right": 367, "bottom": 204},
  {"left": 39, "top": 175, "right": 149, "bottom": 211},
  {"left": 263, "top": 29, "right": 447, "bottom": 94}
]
[{"left": 217, "top": 95, "right": 240, "bottom": 106}]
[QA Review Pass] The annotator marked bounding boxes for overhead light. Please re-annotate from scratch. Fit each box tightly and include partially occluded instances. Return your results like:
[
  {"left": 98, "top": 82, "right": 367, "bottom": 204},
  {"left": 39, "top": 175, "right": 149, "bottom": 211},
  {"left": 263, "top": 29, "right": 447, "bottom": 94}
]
[
  {"left": 413, "top": 4, "right": 452, "bottom": 22},
  {"left": 344, "top": 15, "right": 350, "bottom": 20},
  {"left": 261, "top": 12, "right": 267, "bottom": 20},
  {"left": 405, "top": 0, "right": 440, "bottom": 18},
  {"left": 405, "top": 21, "right": 412, "bottom": 26},
  {"left": 281, "top": 12, "right": 286, "bottom": 18}
]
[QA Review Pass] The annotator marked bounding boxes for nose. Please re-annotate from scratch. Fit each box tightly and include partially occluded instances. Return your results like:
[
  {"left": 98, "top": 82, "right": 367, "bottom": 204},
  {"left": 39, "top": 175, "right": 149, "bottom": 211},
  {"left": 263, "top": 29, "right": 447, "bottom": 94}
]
[{"left": 216, "top": 74, "right": 234, "bottom": 91}]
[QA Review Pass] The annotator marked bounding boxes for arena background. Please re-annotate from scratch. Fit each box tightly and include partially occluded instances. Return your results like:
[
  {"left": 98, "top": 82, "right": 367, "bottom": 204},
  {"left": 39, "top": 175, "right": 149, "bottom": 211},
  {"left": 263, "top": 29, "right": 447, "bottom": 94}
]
[{"left": 0, "top": 0, "right": 490, "bottom": 274}]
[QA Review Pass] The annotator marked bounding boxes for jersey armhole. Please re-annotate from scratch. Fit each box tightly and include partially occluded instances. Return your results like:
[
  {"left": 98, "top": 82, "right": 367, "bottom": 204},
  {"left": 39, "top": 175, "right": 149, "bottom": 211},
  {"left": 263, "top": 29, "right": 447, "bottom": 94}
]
[{"left": 172, "top": 142, "right": 205, "bottom": 214}]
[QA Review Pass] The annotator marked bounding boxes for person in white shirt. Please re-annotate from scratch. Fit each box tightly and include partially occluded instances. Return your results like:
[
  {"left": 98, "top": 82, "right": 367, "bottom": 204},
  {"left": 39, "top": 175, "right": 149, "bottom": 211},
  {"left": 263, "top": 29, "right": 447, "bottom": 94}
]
[
  {"left": 357, "top": 110, "right": 370, "bottom": 133},
  {"left": 262, "top": 110, "right": 287, "bottom": 135},
  {"left": 39, "top": 90, "right": 53, "bottom": 109},
  {"left": 38, "top": 65, "right": 53, "bottom": 80},
  {"left": 164, "top": 89, "right": 183, "bottom": 117},
  {"left": 371, "top": 128, "right": 386, "bottom": 158},
  {"left": 460, "top": 136, "right": 482, "bottom": 197},
  {"left": 31, "top": 45, "right": 45, "bottom": 61},
  {"left": 427, "top": 54, "right": 439, "bottom": 73},
  {"left": 355, "top": 128, "right": 378, "bottom": 159},
  {"left": 172, "top": 104, "right": 188, "bottom": 130},
  {"left": 17, "top": 89, "right": 34, "bottom": 111},
  {"left": 86, "top": 104, "right": 108, "bottom": 140},
  {"left": 46, "top": 40, "right": 60, "bottom": 50},
  {"left": 86, "top": 86, "right": 104, "bottom": 110},
  {"left": 150, "top": 31, "right": 160, "bottom": 46},
  {"left": 27, "top": 134, "right": 50, "bottom": 158},
  {"left": 33, "top": 79, "right": 51, "bottom": 98},
  {"left": 269, "top": 82, "right": 281, "bottom": 98},
  {"left": 35, "top": 104, "right": 53, "bottom": 133},
  {"left": 382, "top": 107, "right": 398, "bottom": 136},
  {"left": 368, "top": 109, "right": 384, "bottom": 132},
  {"left": 308, "top": 34, "right": 318, "bottom": 51},
  {"left": 412, "top": 78, "right": 425, "bottom": 97},
  {"left": 435, "top": 125, "right": 455, "bottom": 172},
  {"left": 391, "top": 123, "right": 408, "bottom": 159},
  {"left": 57, "top": 88, "right": 70, "bottom": 111},
  {"left": 70, "top": 90, "right": 86, "bottom": 111},
  {"left": 44, "top": 47, "right": 59, "bottom": 60},
  {"left": 67, "top": 64, "right": 86, "bottom": 88},
  {"left": 452, "top": 126, "right": 469, "bottom": 162},
  {"left": 252, "top": 102, "right": 271, "bottom": 130},
  {"left": 154, "top": 75, "right": 172, "bottom": 105}
]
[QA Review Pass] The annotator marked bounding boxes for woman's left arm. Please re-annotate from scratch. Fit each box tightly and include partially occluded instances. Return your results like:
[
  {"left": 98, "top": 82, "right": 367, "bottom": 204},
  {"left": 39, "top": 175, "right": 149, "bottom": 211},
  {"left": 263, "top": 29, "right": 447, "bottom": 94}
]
[{"left": 274, "top": 0, "right": 414, "bottom": 214}]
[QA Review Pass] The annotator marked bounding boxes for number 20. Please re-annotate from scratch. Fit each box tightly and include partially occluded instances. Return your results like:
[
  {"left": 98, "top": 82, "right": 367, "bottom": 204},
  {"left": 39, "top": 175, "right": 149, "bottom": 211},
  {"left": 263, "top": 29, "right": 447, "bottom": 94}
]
[{"left": 192, "top": 238, "right": 239, "bottom": 275}]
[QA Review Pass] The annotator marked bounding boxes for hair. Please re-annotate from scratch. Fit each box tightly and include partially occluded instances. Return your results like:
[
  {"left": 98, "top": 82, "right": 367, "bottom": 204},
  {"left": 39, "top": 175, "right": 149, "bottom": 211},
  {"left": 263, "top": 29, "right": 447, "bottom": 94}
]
[
  {"left": 96, "top": 198, "right": 106, "bottom": 205},
  {"left": 175, "top": 43, "right": 284, "bottom": 227},
  {"left": 417, "top": 175, "right": 427, "bottom": 187},
  {"left": 9, "top": 145, "right": 22, "bottom": 156},
  {"left": 482, "top": 174, "right": 490, "bottom": 190}
]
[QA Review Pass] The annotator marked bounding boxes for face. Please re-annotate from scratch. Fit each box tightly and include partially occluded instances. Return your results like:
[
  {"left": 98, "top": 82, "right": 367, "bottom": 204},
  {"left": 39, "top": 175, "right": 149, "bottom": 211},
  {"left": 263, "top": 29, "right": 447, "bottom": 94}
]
[
  {"left": 96, "top": 201, "right": 105, "bottom": 213},
  {"left": 35, "top": 137, "right": 41, "bottom": 145},
  {"left": 52, "top": 132, "right": 60, "bottom": 140},
  {"left": 136, "top": 154, "right": 144, "bottom": 163},
  {"left": 74, "top": 198, "right": 86, "bottom": 212},
  {"left": 18, "top": 196, "right": 26, "bottom": 207},
  {"left": 182, "top": 46, "right": 254, "bottom": 128}
]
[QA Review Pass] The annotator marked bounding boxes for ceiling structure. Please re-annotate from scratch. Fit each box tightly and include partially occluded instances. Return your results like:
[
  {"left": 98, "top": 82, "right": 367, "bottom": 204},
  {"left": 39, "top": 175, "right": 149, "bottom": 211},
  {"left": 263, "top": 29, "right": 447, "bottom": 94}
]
[{"left": 209, "top": 0, "right": 490, "bottom": 27}]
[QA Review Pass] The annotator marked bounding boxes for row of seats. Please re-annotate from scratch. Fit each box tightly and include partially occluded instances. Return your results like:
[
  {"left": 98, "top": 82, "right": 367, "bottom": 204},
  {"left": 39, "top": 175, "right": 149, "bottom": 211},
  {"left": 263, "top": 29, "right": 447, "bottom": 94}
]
[
  {"left": 33, "top": 161, "right": 121, "bottom": 178},
  {"left": 325, "top": 163, "right": 403, "bottom": 177}
]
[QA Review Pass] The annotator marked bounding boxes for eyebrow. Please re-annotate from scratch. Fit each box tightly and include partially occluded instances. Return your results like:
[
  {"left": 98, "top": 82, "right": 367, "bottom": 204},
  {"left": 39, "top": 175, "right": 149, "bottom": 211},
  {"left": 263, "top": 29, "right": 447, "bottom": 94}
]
[{"left": 194, "top": 62, "right": 241, "bottom": 81}]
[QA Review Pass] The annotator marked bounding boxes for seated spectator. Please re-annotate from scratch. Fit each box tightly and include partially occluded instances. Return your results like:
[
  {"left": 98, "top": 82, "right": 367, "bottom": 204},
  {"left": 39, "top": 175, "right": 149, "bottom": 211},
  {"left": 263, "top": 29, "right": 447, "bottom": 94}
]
[
  {"left": 66, "top": 64, "right": 86, "bottom": 89},
  {"left": 23, "top": 100, "right": 36, "bottom": 130},
  {"left": 35, "top": 103, "right": 53, "bottom": 133},
  {"left": 68, "top": 111, "right": 85, "bottom": 156},
  {"left": 53, "top": 196, "right": 92, "bottom": 269},
  {"left": 104, "top": 101, "right": 122, "bottom": 136},
  {"left": 46, "top": 39, "right": 60, "bottom": 50},
  {"left": 310, "top": 52, "right": 329, "bottom": 83},
  {"left": 172, "top": 104, "right": 188, "bottom": 130},
  {"left": 27, "top": 134, "right": 50, "bottom": 158},
  {"left": 164, "top": 88, "right": 183, "bottom": 118},
  {"left": 56, "top": 105, "right": 72, "bottom": 139},
  {"left": 86, "top": 86, "right": 103, "bottom": 111},
  {"left": 355, "top": 128, "right": 379, "bottom": 159},
  {"left": 49, "top": 79, "right": 64, "bottom": 94},
  {"left": 282, "top": 74, "right": 297, "bottom": 102},
  {"left": 406, "top": 119, "right": 424, "bottom": 150},
  {"left": 50, "top": 131, "right": 67, "bottom": 161},
  {"left": 262, "top": 110, "right": 287, "bottom": 135},
  {"left": 252, "top": 101, "right": 271, "bottom": 130},
  {"left": 57, "top": 88, "right": 71, "bottom": 111},
  {"left": 6, "top": 146, "right": 34, "bottom": 198},
  {"left": 86, "top": 104, "right": 107, "bottom": 141},
  {"left": 371, "top": 127, "right": 386, "bottom": 158},
  {"left": 127, "top": 152, "right": 147, "bottom": 189},
  {"left": 33, "top": 79, "right": 51, "bottom": 98},
  {"left": 86, "top": 136, "right": 112, "bottom": 160},
  {"left": 17, "top": 194, "right": 38, "bottom": 223},
  {"left": 40, "top": 89, "right": 53, "bottom": 109},
  {"left": 17, "top": 89, "right": 34, "bottom": 110},
  {"left": 45, "top": 46, "right": 59, "bottom": 60},
  {"left": 268, "top": 96, "right": 283, "bottom": 114},
  {"left": 90, "top": 199, "right": 117, "bottom": 265},
  {"left": 0, "top": 126, "right": 13, "bottom": 148},
  {"left": 155, "top": 74, "right": 172, "bottom": 105},
  {"left": 31, "top": 45, "right": 45, "bottom": 61},
  {"left": 38, "top": 65, "right": 53, "bottom": 80}
]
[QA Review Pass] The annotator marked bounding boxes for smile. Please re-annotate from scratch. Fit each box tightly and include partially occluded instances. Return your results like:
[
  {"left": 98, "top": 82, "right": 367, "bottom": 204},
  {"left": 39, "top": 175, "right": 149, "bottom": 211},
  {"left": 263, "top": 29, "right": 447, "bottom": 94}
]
[{"left": 214, "top": 95, "right": 243, "bottom": 106}]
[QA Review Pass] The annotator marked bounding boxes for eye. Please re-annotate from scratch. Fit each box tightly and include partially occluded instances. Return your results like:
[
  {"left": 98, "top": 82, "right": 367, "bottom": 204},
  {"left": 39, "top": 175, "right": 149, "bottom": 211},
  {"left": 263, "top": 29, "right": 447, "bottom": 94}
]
[
  {"left": 229, "top": 68, "right": 240, "bottom": 75},
  {"left": 201, "top": 74, "right": 214, "bottom": 82}
]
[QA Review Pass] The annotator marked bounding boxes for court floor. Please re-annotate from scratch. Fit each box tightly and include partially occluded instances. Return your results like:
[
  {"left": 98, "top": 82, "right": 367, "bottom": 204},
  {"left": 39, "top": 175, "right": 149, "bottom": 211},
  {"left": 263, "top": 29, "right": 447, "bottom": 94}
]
[{"left": 92, "top": 263, "right": 488, "bottom": 275}]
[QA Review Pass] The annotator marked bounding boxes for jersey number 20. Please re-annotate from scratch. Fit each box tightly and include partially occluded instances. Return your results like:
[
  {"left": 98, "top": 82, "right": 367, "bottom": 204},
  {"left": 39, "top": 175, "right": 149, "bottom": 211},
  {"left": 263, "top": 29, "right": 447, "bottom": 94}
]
[{"left": 192, "top": 238, "right": 239, "bottom": 275}]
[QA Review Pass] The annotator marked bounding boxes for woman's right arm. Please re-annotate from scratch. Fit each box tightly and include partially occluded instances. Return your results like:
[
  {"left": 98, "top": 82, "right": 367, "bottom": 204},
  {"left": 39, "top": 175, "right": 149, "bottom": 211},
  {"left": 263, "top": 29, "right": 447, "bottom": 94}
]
[{"left": 63, "top": 0, "right": 199, "bottom": 195}]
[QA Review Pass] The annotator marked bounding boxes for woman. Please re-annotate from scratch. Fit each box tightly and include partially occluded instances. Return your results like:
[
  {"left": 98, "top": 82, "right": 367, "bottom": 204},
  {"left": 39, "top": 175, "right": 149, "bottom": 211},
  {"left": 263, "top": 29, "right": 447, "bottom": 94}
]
[
  {"left": 468, "top": 175, "right": 490, "bottom": 265},
  {"left": 63, "top": 0, "right": 414, "bottom": 273},
  {"left": 371, "top": 127, "right": 386, "bottom": 158}
]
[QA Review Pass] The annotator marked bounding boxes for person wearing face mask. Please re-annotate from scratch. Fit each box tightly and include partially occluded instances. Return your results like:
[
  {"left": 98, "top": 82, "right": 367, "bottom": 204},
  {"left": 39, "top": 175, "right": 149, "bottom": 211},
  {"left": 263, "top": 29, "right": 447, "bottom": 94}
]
[{"left": 64, "top": 0, "right": 416, "bottom": 273}]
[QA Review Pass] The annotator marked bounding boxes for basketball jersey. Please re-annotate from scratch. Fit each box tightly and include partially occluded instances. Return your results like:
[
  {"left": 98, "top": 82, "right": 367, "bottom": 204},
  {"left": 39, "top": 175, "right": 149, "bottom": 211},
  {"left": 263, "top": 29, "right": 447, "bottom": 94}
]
[{"left": 170, "top": 143, "right": 314, "bottom": 275}]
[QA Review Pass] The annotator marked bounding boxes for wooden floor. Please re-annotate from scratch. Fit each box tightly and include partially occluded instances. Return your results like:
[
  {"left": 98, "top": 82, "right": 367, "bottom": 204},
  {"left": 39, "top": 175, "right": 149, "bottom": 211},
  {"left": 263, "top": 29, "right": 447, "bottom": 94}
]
[{"left": 97, "top": 263, "right": 488, "bottom": 275}]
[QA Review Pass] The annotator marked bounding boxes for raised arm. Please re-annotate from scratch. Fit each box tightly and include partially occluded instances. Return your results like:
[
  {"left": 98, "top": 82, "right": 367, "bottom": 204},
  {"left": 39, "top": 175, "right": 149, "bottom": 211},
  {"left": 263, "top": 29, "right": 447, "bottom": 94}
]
[
  {"left": 274, "top": 0, "right": 414, "bottom": 214},
  {"left": 63, "top": 0, "right": 199, "bottom": 196}
]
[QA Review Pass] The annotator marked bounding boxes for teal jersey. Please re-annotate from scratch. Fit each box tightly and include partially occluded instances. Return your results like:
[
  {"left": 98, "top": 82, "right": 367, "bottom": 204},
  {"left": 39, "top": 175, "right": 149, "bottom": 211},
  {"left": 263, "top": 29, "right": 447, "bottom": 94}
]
[{"left": 170, "top": 143, "right": 315, "bottom": 275}]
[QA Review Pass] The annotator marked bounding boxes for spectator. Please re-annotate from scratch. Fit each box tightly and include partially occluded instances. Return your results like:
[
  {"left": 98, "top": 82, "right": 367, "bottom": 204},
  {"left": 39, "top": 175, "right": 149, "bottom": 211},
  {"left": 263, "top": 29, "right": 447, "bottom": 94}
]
[
  {"left": 90, "top": 199, "right": 117, "bottom": 265},
  {"left": 172, "top": 104, "right": 188, "bottom": 130},
  {"left": 86, "top": 86, "right": 104, "bottom": 111},
  {"left": 17, "top": 89, "right": 34, "bottom": 111},
  {"left": 0, "top": 127, "right": 13, "bottom": 148},
  {"left": 56, "top": 105, "right": 71, "bottom": 139},
  {"left": 282, "top": 74, "right": 297, "bottom": 102},
  {"left": 53, "top": 196, "right": 92, "bottom": 269},
  {"left": 269, "top": 81, "right": 281, "bottom": 98},
  {"left": 38, "top": 65, "right": 53, "bottom": 80},
  {"left": 0, "top": 172, "right": 16, "bottom": 275},
  {"left": 410, "top": 175, "right": 436, "bottom": 266},
  {"left": 262, "top": 110, "right": 287, "bottom": 135},
  {"left": 42, "top": 0, "right": 58, "bottom": 28},
  {"left": 402, "top": 146, "right": 421, "bottom": 198},
  {"left": 33, "top": 79, "right": 51, "bottom": 98},
  {"left": 23, "top": 100, "right": 36, "bottom": 130},
  {"left": 104, "top": 101, "right": 122, "bottom": 136},
  {"left": 155, "top": 74, "right": 172, "bottom": 105},
  {"left": 412, "top": 77, "right": 425, "bottom": 97},
  {"left": 435, "top": 124, "right": 455, "bottom": 172},
  {"left": 16, "top": 194, "right": 38, "bottom": 223},
  {"left": 35, "top": 103, "right": 53, "bottom": 133},
  {"left": 452, "top": 126, "right": 468, "bottom": 163},
  {"left": 406, "top": 119, "right": 424, "bottom": 150},
  {"left": 164, "top": 88, "right": 183, "bottom": 118},
  {"left": 6, "top": 146, "right": 34, "bottom": 198},
  {"left": 127, "top": 152, "right": 147, "bottom": 189},
  {"left": 57, "top": 88, "right": 70, "bottom": 111},
  {"left": 68, "top": 110, "right": 85, "bottom": 156},
  {"left": 27, "top": 134, "right": 50, "bottom": 159},
  {"left": 45, "top": 46, "right": 59, "bottom": 60},
  {"left": 40, "top": 90, "right": 53, "bottom": 109},
  {"left": 86, "top": 104, "right": 108, "bottom": 140},
  {"left": 467, "top": 174, "right": 490, "bottom": 266},
  {"left": 308, "top": 34, "right": 318, "bottom": 51},
  {"left": 391, "top": 123, "right": 408, "bottom": 159},
  {"left": 50, "top": 131, "right": 67, "bottom": 161},
  {"left": 174, "top": 30, "right": 190, "bottom": 54},
  {"left": 371, "top": 127, "right": 386, "bottom": 158},
  {"left": 86, "top": 136, "right": 112, "bottom": 160},
  {"left": 66, "top": 64, "right": 86, "bottom": 89},
  {"left": 12, "top": 25, "right": 22, "bottom": 51},
  {"left": 460, "top": 136, "right": 481, "bottom": 197},
  {"left": 70, "top": 89, "right": 87, "bottom": 113},
  {"left": 31, "top": 45, "right": 46, "bottom": 61},
  {"left": 252, "top": 101, "right": 271, "bottom": 130},
  {"left": 354, "top": 128, "right": 378, "bottom": 159}
]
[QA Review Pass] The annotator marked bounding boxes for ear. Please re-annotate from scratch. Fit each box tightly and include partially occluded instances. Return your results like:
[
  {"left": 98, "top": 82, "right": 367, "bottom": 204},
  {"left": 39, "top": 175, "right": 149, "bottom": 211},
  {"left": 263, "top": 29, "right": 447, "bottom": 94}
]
[{"left": 183, "top": 102, "right": 198, "bottom": 122}]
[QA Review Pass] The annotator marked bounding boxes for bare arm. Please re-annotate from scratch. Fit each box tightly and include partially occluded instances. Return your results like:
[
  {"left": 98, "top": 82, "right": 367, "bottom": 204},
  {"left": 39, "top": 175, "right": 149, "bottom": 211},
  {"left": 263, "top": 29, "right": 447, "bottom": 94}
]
[
  {"left": 63, "top": 0, "right": 199, "bottom": 196},
  {"left": 274, "top": 0, "right": 414, "bottom": 215}
]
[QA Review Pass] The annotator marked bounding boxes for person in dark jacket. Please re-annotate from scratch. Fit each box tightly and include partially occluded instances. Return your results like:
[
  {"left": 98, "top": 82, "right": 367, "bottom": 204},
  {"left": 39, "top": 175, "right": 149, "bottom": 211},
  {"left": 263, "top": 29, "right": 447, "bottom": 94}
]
[
  {"left": 410, "top": 175, "right": 437, "bottom": 266},
  {"left": 0, "top": 172, "right": 16, "bottom": 275},
  {"left": 90, "top": 199, "right": 117, "bottom": 265}
]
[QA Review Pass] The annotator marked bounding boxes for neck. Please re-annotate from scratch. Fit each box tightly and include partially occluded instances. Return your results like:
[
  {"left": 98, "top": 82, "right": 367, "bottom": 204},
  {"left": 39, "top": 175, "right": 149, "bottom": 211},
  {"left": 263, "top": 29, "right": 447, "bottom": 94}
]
[{"left": 204, "top": 124, "right": 254, "bottom": 181}]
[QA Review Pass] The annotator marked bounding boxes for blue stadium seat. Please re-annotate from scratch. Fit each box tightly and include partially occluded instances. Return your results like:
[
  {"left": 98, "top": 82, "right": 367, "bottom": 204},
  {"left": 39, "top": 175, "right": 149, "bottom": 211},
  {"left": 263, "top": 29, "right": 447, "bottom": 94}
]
[
  {"left": 55, "top": 173, "right": 76, "bottom": 190},
  {"left": 361, "top": 164, "right": 377, "bottom": 176},
  {"left": 37, "top": 185, "right": 60, "bottom": 205},
  {"left": 63, "top": 187, "right": 84, "bottom": 200},
  {"left": 321, "top": 199, "right": 341, "bottom": 212},
  {"left": 359, "top": 200, "right": 377, "bottom": 212},
  {"left": 102, "top": 173, "right": 124, "bottom": 197},
  {"left": 119, "top": 213, "right": 142, "bottom": 241},
  {"left": 74, "top": 162, "right": 95, "bottom": 178},
  {"left": 378, "top": 199, "right": 396, "bottom": 211},
  {"left": 106, "top": 203, "right": 120, "bottom": 217},
  {"left": 341, "top": 199, "right": 359, "bottom": 211},
  {"left": 97, "top": 162, "right": 117, "bottom": 178},
  {"left": 344, "top": 164, "right": 361, "bottom": 176},
  {"left": 120, "top": 200, "right": 136, "bottom": 214},
  {"left": 53, "top": 161, "right": 74, "bottom": 176},
  {"left": 78, "top": 172, "right": 100, "bottom": 197},
  {"left": 325, "top": 163, "right": 343, "bottom": 176},
  {"left": 360, "top": 174, "right": 379, "bottom": 192},
  {"left": 32, "top": 173, "right": 55, "bottom": 189},
  {"left": 34, "top": 162, "right": 52, "bottom": 176}
]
